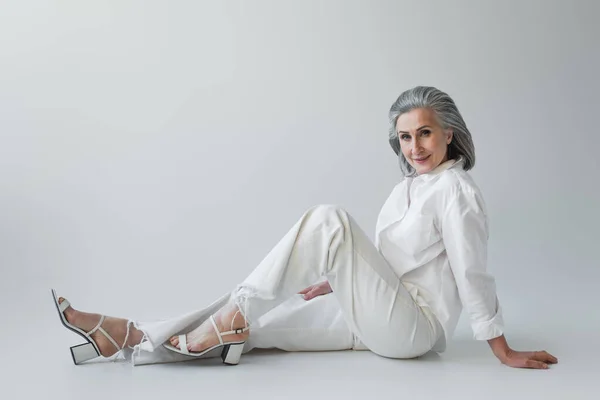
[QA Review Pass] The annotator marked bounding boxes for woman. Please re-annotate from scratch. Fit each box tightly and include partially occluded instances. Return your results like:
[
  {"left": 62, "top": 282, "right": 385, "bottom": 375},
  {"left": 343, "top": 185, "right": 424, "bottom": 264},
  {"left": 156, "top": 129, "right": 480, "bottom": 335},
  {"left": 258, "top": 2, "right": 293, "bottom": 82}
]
[{"left": 52, "top": 86, "right": 558, "bottom": 369}]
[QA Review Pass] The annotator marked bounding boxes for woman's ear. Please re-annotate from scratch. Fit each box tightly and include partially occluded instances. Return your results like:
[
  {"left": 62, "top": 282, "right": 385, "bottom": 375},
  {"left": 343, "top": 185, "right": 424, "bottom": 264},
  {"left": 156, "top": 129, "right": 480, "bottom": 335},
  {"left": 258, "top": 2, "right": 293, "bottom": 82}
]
[{"left": 446, "top": 129, "right": 454, "bottom": 145}]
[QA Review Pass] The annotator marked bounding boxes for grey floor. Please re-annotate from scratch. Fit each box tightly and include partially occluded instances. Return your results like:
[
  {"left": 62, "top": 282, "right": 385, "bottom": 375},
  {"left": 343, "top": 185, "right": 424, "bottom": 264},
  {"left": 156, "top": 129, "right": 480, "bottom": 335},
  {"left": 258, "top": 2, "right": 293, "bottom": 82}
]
[{"left": 2, "top": 280, "right": 597, "bottom": 400}]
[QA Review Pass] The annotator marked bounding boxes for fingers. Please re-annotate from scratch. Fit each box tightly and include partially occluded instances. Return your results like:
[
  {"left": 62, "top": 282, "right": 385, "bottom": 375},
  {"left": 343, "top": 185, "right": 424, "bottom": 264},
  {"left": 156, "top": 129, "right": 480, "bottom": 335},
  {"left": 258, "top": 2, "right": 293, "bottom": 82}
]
[
  {"left": 533, "top": 350, "right": 558, "bottom": 364},
  {"left": 300, "top": 283, "right": 333, "bottom": 300},
  {"left": 298, "top": 285, "right": 314, "bottom": 295},
  {"left": 303, "top": 287, "right": 330, "bottom": 300},
  {"left": 525, "top": 359, "right": 549, "bottom": 369},
  {"left": 303, "top": 288, "right": 320, "bottom": 300}
]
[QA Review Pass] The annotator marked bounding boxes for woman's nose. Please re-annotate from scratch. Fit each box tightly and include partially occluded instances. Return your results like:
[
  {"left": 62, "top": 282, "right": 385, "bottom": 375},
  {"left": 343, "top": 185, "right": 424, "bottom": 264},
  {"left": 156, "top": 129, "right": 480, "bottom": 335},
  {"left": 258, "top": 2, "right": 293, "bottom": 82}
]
[{"left": 412, "top": 138, "right": 423, "bottom": 153}]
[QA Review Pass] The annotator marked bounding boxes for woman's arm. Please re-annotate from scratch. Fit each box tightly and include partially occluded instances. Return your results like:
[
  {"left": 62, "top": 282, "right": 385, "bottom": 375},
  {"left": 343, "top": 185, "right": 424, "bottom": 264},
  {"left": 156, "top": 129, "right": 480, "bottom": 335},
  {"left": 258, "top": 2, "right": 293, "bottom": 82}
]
[
  {"left": 441, "top": 185, "right": 558, "bottom": 368},
  {"left": 441, "top": 186, "right": 504, "bottom": 341}
]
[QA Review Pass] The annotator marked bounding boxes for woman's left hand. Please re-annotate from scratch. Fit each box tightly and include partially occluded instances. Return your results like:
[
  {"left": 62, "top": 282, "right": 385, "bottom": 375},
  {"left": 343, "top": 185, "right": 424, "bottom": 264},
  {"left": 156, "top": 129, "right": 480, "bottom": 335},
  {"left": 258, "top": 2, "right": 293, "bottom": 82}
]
[
  {"left": 298, "top": 281, "right": 333, "bottom": 301},
  {"left": 500, "top": 349, "right": 558, "bottom": 369}
]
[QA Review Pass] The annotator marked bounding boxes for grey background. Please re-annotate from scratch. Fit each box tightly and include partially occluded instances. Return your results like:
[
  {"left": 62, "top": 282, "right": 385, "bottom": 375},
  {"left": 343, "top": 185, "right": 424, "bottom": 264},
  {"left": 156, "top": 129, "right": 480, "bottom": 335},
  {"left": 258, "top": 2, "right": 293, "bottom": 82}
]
[{"left": 1, "top": 0, "right": 598, "bottom": 398}]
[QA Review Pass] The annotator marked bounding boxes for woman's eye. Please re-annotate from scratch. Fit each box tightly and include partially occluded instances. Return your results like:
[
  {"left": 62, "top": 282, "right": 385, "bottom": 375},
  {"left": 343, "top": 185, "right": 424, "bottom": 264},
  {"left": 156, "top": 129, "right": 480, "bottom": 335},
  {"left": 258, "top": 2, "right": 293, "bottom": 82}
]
[
  {"left": 421, "top": 130, "right": 431, "bottom": 136},
  {"left": 400, "top": 134, "right": 411, "bottom": 140}
]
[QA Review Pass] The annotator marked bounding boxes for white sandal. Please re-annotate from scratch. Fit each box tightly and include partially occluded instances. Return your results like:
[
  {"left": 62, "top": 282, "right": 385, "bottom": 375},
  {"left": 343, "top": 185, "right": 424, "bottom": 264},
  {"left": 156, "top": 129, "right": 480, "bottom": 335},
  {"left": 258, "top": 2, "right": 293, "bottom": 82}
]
[
  {"left": 163, "top": 311, "right": 249, "bottom": 365},
  {"left": 51, "top": 289, "right": 124, "bottom": 365}
]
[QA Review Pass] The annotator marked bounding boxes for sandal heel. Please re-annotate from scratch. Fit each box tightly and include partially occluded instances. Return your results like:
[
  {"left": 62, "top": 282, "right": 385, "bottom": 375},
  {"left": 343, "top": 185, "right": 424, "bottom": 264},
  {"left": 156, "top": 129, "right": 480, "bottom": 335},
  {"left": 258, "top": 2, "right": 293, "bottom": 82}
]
[
  {"left": 221, "top": 343, "right": 245, "bottom": 365},
  {"left": 70, "top": 342, "right": 100, "bottom": 365}
]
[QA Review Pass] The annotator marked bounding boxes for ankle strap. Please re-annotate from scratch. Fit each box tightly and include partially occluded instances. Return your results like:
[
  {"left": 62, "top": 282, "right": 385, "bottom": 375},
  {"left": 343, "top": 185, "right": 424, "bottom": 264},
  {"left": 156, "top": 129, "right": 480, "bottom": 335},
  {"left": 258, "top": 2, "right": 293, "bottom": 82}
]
[
  {"left": 219, "top": 326, "right": 250, "bottom": 336},
  {"left": 86, "top": 315, "right": 121, "bottom": 351},
  {"left": 209, "top": 314, "right": 249, "bottom": 344}
]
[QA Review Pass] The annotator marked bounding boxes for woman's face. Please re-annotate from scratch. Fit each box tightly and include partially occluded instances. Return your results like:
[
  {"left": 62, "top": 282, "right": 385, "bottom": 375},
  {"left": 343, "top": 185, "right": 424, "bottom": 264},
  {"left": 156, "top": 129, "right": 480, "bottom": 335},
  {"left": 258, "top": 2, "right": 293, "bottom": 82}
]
[{"left": 396, "top": 108, "right": 453, "bottom": 175}]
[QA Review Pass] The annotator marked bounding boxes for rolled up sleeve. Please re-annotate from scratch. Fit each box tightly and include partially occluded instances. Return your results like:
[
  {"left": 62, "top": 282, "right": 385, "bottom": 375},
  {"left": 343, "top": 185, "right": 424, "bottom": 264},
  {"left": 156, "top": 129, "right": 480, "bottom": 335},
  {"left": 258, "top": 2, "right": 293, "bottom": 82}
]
[{"left": 441, "top": 186, "right": 504, "bottom": 341}]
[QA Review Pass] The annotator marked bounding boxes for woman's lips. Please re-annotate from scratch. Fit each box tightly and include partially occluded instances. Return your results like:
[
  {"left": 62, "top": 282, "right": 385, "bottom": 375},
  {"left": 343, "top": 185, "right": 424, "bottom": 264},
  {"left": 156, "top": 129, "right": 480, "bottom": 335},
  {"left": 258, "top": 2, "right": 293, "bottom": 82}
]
[{"left": 413, "top": 155, "right": 430, "bottom": 164}]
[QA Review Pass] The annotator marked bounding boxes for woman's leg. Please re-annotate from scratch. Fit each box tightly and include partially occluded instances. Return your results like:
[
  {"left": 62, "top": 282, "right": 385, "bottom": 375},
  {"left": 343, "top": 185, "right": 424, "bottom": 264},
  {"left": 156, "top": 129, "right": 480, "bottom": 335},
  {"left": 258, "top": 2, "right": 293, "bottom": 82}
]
[
  {"left": 243, "top": 291, "right": 356, "bottom": 353},
  {"left": 173, "top": 204, "right": 439, "bottom": 359},
  {"left": 55, "top": 284, "right": 357, "bottom": 364}
]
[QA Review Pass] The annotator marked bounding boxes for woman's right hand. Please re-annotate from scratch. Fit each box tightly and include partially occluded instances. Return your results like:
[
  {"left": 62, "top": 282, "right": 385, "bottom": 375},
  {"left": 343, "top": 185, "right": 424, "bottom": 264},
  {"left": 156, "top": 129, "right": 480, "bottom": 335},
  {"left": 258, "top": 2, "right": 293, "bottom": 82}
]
[{"left": 298, "top": 281, "right": 333, "bottom": 301}]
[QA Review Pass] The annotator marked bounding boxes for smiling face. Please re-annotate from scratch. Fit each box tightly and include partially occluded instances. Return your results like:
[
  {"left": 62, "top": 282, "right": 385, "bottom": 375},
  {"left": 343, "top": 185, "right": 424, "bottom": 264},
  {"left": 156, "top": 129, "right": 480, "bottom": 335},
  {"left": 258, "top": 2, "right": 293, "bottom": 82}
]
[{"left": 396, "top": 108, "right": 453, "bottom": 175}]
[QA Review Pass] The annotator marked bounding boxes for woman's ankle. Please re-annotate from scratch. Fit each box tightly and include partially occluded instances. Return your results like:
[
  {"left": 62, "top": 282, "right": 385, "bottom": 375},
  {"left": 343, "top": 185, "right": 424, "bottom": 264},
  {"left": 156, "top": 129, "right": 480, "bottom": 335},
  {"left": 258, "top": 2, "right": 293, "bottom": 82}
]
[{"left": 124, "top": 321, "right": 145, "bottom": 347}]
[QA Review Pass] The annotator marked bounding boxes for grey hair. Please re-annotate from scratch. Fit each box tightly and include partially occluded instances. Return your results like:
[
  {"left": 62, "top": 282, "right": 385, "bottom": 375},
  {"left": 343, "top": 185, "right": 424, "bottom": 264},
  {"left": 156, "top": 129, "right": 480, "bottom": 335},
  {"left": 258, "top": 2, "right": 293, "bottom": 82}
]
[{"left": 388, "top": 86, "right": 475, "bottom": 177}]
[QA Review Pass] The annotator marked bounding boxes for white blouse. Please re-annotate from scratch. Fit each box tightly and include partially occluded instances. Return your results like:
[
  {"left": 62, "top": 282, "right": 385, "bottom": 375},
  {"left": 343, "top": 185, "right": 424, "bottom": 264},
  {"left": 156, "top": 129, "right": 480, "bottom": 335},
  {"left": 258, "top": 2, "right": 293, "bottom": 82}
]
[{"left": 375, "top": 158, "right": 504, "bottom": 351}]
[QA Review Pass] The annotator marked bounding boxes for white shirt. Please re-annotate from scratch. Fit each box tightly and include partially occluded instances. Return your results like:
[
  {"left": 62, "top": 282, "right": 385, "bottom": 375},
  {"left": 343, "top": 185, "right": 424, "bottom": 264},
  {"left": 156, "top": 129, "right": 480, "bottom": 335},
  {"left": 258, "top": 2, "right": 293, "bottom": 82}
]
[{"left": 375, "top": 158, "right": 504, "bottom": 351}]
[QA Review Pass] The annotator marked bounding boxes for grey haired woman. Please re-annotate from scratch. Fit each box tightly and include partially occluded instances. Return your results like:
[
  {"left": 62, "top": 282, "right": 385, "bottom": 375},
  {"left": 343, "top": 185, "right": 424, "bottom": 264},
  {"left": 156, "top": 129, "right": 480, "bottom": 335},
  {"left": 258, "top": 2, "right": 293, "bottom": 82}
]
[{"left": 52, "top": 86, "right": 558, "bottom": 369}]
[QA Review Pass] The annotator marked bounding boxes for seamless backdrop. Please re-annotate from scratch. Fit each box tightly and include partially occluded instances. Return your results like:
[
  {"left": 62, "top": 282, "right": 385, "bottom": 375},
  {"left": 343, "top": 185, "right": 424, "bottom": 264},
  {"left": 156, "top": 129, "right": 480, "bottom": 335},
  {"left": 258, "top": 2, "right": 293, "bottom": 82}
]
[{"left": 0, "top": 1, "right": 598, "bottom": 399}]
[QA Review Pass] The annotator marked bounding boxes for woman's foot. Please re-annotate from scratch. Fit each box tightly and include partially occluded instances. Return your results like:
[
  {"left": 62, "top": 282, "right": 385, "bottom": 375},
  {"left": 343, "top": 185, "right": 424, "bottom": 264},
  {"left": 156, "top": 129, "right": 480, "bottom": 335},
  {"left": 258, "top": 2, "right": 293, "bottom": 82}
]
[
  {"left": 169, "top": 302, "right": 249, "bottom": 353},
  {"left": 58, "top": 297, "right": 144, "bottom": 357}
]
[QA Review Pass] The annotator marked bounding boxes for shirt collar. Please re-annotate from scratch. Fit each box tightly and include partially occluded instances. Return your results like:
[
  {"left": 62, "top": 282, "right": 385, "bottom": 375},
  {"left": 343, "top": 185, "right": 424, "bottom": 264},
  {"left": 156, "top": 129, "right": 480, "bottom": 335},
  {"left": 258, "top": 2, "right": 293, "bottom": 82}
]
[{"left": 413, "top": 158, "right": 462, "bottom": 181}]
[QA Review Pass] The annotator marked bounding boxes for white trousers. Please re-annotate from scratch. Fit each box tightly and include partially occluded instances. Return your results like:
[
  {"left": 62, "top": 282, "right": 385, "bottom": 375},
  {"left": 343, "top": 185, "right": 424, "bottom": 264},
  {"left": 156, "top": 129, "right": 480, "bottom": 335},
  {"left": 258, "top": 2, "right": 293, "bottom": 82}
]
[{"left": 128, "top": 205, "right": 443, "bottom": 365}]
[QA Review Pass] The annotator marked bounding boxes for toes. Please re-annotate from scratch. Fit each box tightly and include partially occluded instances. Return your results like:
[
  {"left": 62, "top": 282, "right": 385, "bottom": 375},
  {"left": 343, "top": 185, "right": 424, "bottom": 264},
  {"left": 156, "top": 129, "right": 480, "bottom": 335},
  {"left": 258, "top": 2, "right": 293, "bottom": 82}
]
[
  {"left": 57, "top": 297, "right": 77, "bottom": 322},
  {"left": 170, "top": 337, "right": 179, "bottom": 347},
  {"left": 58, "top": 297, "right": 73, "bottom": 311}
]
